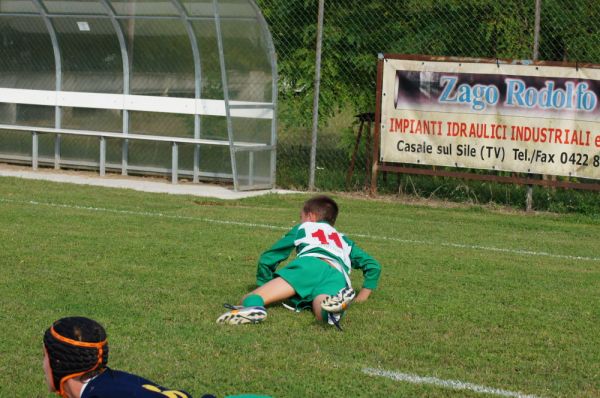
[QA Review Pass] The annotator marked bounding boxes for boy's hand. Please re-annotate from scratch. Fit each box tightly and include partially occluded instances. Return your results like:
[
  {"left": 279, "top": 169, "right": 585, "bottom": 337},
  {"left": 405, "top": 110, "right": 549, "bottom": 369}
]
[{"left": 354, "top": 288, "right": 372, "bottom": 303}]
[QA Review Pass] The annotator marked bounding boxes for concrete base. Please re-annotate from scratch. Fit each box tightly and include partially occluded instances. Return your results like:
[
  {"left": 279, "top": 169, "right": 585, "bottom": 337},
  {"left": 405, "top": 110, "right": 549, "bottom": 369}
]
[{"left": 0, "top": 163, "right": 296, "bottom": 200}]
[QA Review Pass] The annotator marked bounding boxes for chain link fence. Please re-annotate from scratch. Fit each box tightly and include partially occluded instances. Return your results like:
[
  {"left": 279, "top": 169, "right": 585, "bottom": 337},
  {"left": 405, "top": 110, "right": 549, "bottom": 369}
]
[{"left": 257, "top": 0, "right": 600, "bottom": 197}]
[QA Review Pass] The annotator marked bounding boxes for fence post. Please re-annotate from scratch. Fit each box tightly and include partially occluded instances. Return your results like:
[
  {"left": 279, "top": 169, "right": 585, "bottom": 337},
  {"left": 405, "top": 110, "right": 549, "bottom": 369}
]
[
  {"left": 533, "top": 0, "right": 541, "bottom": 61},
  {"left": 308, "top": 0, "right": 325, "bottom": 191},
  {"left": 526, "top": 0, "right": 542, "bottom": 212}
]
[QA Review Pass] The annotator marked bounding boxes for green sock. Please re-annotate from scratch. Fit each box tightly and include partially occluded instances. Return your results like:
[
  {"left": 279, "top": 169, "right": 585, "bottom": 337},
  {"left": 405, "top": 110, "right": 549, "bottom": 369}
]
[
  {"left": 242, "top": 294, "right": 265, "bottom": 307},
  {"left": 321, "top": 309, "right": 330, "bottom": 323}
]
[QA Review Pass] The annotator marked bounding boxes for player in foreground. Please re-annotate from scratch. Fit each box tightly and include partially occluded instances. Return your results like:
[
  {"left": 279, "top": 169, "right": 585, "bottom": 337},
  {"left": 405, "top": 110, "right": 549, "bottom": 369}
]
[
  {"left": 217, "top": 195, "right": 381, "bottom": 330},
  {"left": 43, "top": 316, "right": 270, "bottom": 398}
]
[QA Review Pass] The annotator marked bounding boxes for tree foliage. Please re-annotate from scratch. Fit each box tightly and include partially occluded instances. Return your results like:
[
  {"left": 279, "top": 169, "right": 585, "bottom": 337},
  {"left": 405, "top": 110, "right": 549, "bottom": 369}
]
[{"left": 257, "top": 0, "right": 600, "bottom": 127}]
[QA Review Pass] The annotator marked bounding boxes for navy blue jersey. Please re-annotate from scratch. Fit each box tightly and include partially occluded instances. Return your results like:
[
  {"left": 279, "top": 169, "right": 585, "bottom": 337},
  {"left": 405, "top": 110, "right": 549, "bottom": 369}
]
[{"left": 81, "top": 369, "right": 192, "bottom": 398}]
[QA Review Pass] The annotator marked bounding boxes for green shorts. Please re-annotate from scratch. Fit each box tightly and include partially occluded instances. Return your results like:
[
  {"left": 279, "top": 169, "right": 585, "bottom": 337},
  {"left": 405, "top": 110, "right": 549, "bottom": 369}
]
[{"left": 275, "top": 256, "right": 347, "bottom": 310}]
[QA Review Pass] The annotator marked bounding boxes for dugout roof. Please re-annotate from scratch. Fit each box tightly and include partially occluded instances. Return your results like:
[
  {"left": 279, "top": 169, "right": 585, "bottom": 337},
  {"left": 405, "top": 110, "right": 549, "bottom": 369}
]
[{"left": 0, "top": 0, "right": 277, "bottom": 190}]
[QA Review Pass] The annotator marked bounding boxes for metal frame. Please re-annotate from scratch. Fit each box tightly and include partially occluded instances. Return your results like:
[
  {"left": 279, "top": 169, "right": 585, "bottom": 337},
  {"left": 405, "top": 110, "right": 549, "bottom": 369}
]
[
  {"left": 250, "top": 0, "right": 278, "bottom": 189},
  {"left": 169, "top": 0, "right": 204, "bottom": 183},
  {"left": 212, "top": 0, "right": 238, "bottom": 190},
  {"left": 0, "top": 88, "right": 273, "bottom": 118},
  {"left": 0, "top": 123, "right": 269, "bottom": 184},
  {"left": 0, "top": 0, "right": 277, "bottom": 190},
  {"left": 99, "top": 0, "right": 131, "bottom": 175},
  {"left": 31, "top": 0, "right": 62, "bottom": 170}
]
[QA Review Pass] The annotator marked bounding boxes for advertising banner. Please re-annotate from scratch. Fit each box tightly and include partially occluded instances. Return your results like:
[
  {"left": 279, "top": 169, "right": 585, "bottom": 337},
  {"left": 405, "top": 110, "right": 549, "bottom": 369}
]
[{"left": 379, "top": 56, "right": 600, "bottom": 180}]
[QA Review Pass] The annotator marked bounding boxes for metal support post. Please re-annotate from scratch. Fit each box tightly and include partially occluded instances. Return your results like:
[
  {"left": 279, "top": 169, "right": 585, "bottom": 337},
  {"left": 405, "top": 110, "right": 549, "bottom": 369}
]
[
  {"left": 99, "top": 136, "right": 106, "bottom": 176},
  {"left": 249, "top": 151, "right": 255, "bottom": 186},
  {"left": 54, "top": 134, "right": 61, "bottom": 169},
  {"left": 171, "top": 142, "right": 178, "bottom": 184},
  {"left": 194, "top": 144, "right": 200, "bottom": 183},
  {"left": 32, "top": 131, "right": 38, "bottom": 170}
]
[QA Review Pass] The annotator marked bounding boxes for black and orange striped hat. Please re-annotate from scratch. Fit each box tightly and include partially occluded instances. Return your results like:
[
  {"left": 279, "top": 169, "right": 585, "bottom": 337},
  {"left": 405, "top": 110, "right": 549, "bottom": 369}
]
[{"left": 43, "top": 317, "right": 109, "bottom": 397}]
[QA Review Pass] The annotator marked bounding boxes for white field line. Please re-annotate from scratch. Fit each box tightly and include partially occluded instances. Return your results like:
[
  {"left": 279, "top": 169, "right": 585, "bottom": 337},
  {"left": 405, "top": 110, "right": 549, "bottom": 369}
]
[
  {"left": 350, "top": 231, "right": 600, "bottom": 262},
  {"left": 1, "top": 197, "right": 599, "bottom": 263},
  {"left": 362, "top": 368, "right": 544, "bottom": 398}
]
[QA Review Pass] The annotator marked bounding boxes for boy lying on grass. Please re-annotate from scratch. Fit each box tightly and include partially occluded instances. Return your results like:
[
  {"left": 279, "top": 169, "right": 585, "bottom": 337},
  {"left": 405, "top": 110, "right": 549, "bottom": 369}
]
[{"left": 217, "top": 195, "right": 381, "bottom": 330}]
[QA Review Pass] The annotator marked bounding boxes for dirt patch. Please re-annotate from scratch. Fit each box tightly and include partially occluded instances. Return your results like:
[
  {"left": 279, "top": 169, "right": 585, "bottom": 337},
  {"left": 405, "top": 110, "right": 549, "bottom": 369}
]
[{"left": 331, "top": 190, "right": 549, "bottom": 216}]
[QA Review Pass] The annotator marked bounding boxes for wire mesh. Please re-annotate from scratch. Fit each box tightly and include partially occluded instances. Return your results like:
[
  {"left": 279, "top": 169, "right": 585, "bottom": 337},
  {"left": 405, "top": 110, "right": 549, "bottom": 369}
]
[{"left": 256, "top": 0, "right": 600, "bottom": 191}]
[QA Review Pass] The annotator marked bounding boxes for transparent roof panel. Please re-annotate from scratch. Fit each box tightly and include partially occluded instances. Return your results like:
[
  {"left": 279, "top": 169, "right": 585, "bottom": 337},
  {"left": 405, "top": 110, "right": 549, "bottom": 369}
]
[
  {"left": 62, "top": 107, "right": 122, "bottom": 132},
  {"left": 0, "top": 0, "right": 37, "bottom": 13},
  {"left": 191, "top": 19, "right": 224, "bottom": 99},
  {"left": 123, "top": 18, "right": 195, "bottom": 97},
  {"left": 184, "top": 0, "right": 257, "bottom": 19},
  {"left": 130, "top": 111, "right": 194, "bottom": 138},
  {"left": 0, "top": 16, "right": 56, "bottom": 90},
  {"left": 111, "top": 0, "right": 179, "bottom": 16},
  {"left": 221, "top": 19, "right": 272, "bottom": 101},
  {"left": 42, "top": 0, "right": 108, "bottom": 15},
  {"left": 53, "top": 17, "right": 123, "bottom": 93},
  {"left": 232, "top": 116, "right": 271, "bottom": 143},
  {"left": 217, "top": 0, "right": 256, "bottom": 19},
  {"left": 182, "top": 0, "right": 213, "bottom": 17}
]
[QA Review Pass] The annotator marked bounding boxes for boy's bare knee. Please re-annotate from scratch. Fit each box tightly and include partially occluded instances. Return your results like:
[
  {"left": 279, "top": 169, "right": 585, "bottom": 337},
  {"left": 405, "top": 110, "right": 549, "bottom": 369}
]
[{"left": 312, "top": 294, "right": 328, "bottom": 321}]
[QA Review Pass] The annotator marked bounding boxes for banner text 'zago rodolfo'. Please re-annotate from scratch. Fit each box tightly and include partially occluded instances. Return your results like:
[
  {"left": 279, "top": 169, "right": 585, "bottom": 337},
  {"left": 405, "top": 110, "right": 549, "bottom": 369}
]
[{"left": 377, "top": 55, "right": 600, "bottom": 180}]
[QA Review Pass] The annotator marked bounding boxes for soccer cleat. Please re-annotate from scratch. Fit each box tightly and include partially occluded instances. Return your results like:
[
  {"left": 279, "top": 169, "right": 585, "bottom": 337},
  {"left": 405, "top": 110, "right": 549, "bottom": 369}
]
[
  {"left": 321, "top": 287, "right": 356, "bottom": 313},
  {"left": 216, "top": 304, "right": 267, "bottom": 325}
]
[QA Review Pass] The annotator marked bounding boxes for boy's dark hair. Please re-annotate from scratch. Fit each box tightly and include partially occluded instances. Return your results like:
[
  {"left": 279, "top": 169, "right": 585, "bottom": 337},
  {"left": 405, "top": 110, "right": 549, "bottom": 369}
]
[
  {"left": 44, "top": 317, "right": 109, "bottom": 394},
  {"left": 303, "top": 195, "right": 339, "bottom": 225}
]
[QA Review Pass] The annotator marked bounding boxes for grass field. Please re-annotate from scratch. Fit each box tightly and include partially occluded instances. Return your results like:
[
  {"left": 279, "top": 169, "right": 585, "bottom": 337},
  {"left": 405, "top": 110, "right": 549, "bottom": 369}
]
[{"left": 1, "top": 176, "right": 599, "bottom": 398}]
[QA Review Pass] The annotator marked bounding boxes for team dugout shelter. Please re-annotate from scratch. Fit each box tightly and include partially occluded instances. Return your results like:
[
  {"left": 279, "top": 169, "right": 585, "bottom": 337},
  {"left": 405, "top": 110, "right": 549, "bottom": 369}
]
[{"left": 0, "top": 0, "right": 277, "bottom": 191}]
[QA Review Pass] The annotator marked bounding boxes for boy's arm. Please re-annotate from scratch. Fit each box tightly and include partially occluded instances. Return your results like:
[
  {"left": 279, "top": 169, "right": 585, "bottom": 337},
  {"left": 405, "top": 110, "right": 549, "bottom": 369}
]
[
  {"left": 256, "top": 225, "right": 299, "bottom": 286},
  {"left": 347, "top": 239, "right": 381, "bottom": 301},
  {"left": 354, "top": 287, "right": 373, "bottom": 303}
]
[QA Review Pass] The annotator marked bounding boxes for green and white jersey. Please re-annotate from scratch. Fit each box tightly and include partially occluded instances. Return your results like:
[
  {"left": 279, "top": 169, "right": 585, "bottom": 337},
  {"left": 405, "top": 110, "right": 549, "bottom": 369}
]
[
  {"left": 294, "top": 221, "right": 352, "bottom": 274},
  {"left": 256, "top": 221, "right": 381, "bottom": 290}
]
